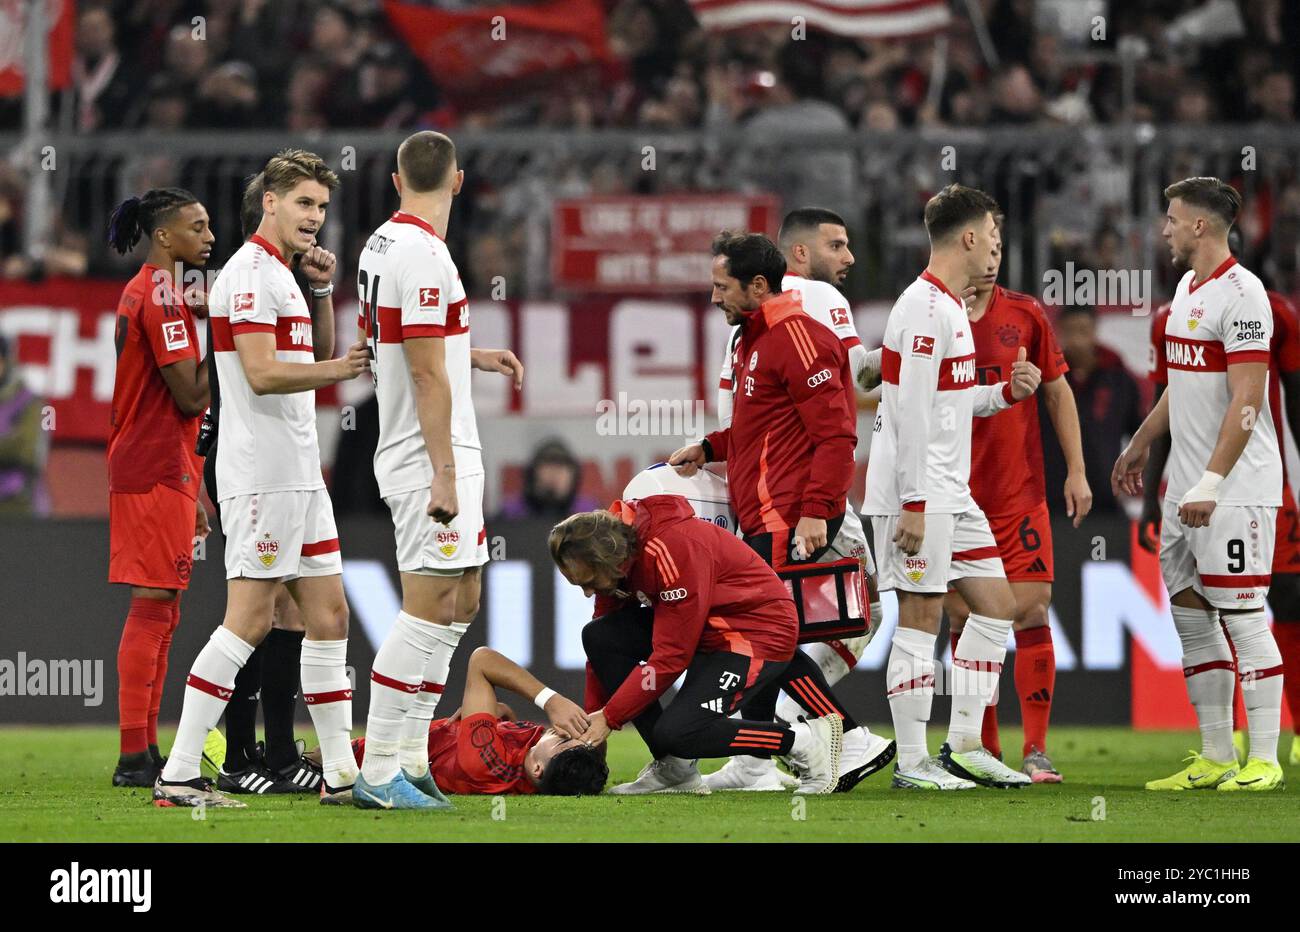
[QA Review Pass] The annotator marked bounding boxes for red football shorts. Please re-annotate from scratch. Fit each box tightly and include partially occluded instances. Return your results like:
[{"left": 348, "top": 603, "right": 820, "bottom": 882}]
[
  {"left": 1273, "top": 483, "right": 1300, "bottom": 575},
  {"left": 109, "top": 484, "right": 197, "bottom": 590},
  {"left": 987, "top": 501, "right": 1054, "bottom": 584}
]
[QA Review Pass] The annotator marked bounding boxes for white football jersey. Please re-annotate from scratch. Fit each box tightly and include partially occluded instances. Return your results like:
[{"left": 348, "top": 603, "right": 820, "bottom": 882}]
[
  {"left": 209, "top": 234, "right": 323, "bottom": 500},
  {"left": 358, "top": 211, "right": 481, "bottom": 499},
  {"left": 622, "top": 462, "right": 738, "bottom": 535},
  {"left": 863, "top": 272, "right": 1015, "bottom": 516},
  {"left": 717, "top": 273, "right": 862, "bottom": 429},
  {"left": 1163, "top": 258, "right": 1281, "bottom": 507}
]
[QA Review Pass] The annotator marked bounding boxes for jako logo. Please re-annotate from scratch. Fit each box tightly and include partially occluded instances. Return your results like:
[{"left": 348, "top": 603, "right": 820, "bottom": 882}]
[
  {"left": 50, "top": 862, "right": 151, "bottom": 912},
  {"left": 660, "top": 588, "right": 688, "bottom": 602},
  {"left": 807, "top": 368, "right": 832, "bottom": 388}
]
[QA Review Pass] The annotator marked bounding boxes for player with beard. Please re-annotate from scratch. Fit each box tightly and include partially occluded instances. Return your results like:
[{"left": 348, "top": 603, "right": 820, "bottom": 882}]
[
  {"left": 107, "top": 188, "right": 214, "bottom": 787},
  {"left": 941, "top": 221, "right": 1090, "bottom": 782},
  {"left": 1137, "top": 223, "right": 1300, "bottom": 773},
  {"left": 1114, "top": 177, "right": 1285, "bottom": 791},
  {"left": 707, "top": 209, "right": 888, "bottom": 792},
  {"left": 667, "top": 232, "right": 894, "bottom": 796}
]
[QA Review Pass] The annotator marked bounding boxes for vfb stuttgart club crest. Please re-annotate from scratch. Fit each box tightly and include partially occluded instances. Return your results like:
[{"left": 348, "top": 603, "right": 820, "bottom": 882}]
[
  {"left": 257, "top": 533, "right": 280, "bottom": 568},
  {"left": 1188, "top": 306, "right": 1205, "bottom": 330},
  {"left": 436, "top": 529, "right": 461, "bottom": 558},
  {"left": 904, "top": 556, "right": 928, "bottom": 583}
]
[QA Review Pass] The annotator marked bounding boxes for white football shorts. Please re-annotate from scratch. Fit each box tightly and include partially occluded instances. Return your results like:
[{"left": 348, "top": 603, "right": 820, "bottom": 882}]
[
  {"left": 386, "top": 473, "right": 489, "bottom": 575},
  {"left": 221, "top": 489, "right": 342, "bottom": 580},
  {"left": 870, "top": 507, "right": 1005, "bottom": 594},
  {"left": 1160, "top": 498, "right": 1276, "bottom": 610}
]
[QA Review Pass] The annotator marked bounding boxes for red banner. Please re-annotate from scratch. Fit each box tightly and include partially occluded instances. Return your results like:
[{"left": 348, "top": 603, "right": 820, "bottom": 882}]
[
  {"left": 0, "top": 0, "right": 75, "bottom": 97},
  {"left": 552, "top": 194, "right": 780, "bottom": 294},
  {"left": 383, "top": 0, "right": 613, "bottom": 105},
  {"left": 0, "top": 278, "right": 124, "bottom": 442}
]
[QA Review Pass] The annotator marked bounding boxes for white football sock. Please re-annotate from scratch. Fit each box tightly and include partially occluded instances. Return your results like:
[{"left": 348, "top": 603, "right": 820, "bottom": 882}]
[
  {"left": 1171, "top": 606, "right": 1235, "bottom": 763},
  {"left": 948, "top": 613, "right": 1011, "bottom": 753},
  {"left": 887, "top": 626, "right": 936, "bottom": 770},
  {"left": 301, "top": 638, "right": 356, "bottom": 789},
  {"left": 1222, "top": 609, "right": 1284, "bottom": 765},
  {"left": 399, "top": 619, "right": 468, "bottom": 776},
  {"left": 361, "top": 611, "right": 443, "bottom": 784},
  {"left": 162, "top": 626, "right": 256, "bottom": 782}
]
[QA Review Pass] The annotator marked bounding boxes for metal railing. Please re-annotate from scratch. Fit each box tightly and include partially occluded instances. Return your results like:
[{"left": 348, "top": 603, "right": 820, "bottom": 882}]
[{"left": 4, "top": 124, "right": 1299, "bottom": 301}]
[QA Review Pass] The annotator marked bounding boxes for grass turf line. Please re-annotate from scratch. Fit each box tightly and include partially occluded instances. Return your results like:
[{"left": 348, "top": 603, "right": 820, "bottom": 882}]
[{"left": 0, "top": 725, "right": 1294, "bottom": 842}]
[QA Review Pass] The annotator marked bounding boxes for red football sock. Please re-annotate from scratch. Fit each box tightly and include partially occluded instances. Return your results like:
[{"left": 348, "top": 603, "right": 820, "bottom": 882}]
[
  {"left": 584, "top": 662, "right": 608, "bottom": 714},
  {"left": 117, "top": 597, "right": 173, "bottom": 756},
  {"left": 1014, "top": 626, "right": 1055, "bottom": 758},
  {"left": 147, "top": 598, "right": 182, "bottom": 749},
  {"left": 1272, "top": 621, "right": 1300, "bottom": 734}
]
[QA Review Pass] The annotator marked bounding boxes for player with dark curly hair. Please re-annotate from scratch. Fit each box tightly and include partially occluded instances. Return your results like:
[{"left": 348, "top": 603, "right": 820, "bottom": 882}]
[{"left": 325, "top": 646, "right": 608, "bottom": 797}]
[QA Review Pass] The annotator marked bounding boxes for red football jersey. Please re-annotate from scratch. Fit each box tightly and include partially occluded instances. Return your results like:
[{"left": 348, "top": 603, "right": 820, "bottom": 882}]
[
  {"left": 108, "top": 264, "right": 203, "bottom": 496},
  {"left": 968, "top": 286, "right": 1069, "bottom": 516},
  {"left": 1149, "top": 290, "right": 1300, "bottom": 482},
  {"left": 352, "top": 714, "right": 546, "bottom": 795}
]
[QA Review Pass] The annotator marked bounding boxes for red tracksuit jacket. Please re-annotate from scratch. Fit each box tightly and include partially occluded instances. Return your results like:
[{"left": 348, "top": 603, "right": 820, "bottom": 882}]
[
  {"left": 600, "top": 495, "right": 798, "bottom": 729},
  {"left": 703, "top": 291, "right": 857, "bottom": 536}
]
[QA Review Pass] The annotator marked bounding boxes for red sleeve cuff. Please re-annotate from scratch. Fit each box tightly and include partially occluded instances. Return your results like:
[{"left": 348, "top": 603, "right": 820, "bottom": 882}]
[
  {"left": 1227, "top": 350, "right": 1270, "bottom": 365},
  {"left": 800, "top": 500, "right": 836, "bottom": 520},
  {"left": 902, "top": 500, "right": 926, "bottom": 513},
  {"left": 1001, "top": 382, "right": 1018, "bottom": 405},
  {"left": 403, "top": 324, "right": 446, "bottom": 339}
]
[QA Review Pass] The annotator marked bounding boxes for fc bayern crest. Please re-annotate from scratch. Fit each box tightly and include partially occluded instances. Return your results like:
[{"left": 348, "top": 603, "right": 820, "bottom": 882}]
[{"left": 749, "top": 351, "right": 758, "bottom": 370}]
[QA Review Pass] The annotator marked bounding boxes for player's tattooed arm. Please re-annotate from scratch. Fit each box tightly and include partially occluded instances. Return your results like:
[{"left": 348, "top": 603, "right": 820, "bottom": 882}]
[{"left": 1041, "top": 375, "right": 1092, "bottom": 527}]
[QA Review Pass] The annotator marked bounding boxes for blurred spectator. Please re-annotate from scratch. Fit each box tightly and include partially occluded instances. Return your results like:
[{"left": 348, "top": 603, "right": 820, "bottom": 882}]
[
  {"left": 1041, "top": 307, "right": 1144, "bottom": 516},
  {"left": 496, "top": 439, "right": 600, "bottom": 521},
  {"left": 1251, "top": 67, "right": 1296, "bottom": 122},
  {"left": 195, "top": 60, "right": 265, "bottom": 128},
  {"left": 73, "top": 3, "right": 135, "bottom": 132},
  {"left": 162, "top": 23, "right": 212, "bottom": 98},
  {"left": 0, "top": 335, "right": 49, "bottom": 517}
]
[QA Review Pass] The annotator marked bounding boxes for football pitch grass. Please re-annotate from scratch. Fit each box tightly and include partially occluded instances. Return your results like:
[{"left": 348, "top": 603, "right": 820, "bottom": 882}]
[{"left": 2, "top": 725, "right": 1296, "bottom": 842}]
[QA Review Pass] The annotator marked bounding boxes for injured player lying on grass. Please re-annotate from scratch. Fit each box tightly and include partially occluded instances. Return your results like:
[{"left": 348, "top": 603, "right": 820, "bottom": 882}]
[{"left": 306, "top": 646, "right": 609, "bottom": 799}]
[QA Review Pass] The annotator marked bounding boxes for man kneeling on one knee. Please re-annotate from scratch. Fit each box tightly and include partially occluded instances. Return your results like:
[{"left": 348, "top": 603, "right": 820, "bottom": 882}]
[{"left": 551, "top": 494, "right": 845, "bottom": 795}]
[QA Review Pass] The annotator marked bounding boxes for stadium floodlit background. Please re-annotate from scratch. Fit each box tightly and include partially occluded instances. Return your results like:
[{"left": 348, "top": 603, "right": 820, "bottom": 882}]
[{"left": 1, "top": 0, "right": 1299, "bottom": 736}]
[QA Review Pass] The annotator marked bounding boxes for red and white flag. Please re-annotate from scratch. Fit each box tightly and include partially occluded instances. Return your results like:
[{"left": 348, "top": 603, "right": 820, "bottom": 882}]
[
  {"left": 688, "top": 0, "right": 951, "bottom": 37},
  {"left": 0, "top": 0, "right": 74, "bottom": 97}
]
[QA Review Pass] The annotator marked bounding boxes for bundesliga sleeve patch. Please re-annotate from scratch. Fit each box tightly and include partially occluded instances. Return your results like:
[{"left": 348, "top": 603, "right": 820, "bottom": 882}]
[
  {"left": 831, "top": 308, "right": 850, "bottom": 327},
  {"left": 911, "top": 335, "right": 936, "bottom": 357},
  {"left": 162, "top": 320, "right": 189, "bottom": 352},
  {"left": 419, "top": 287, "right": 440, "bottom": 309},
  {"left": 232, "top": 292, "right": 256, "bottom": 320}
]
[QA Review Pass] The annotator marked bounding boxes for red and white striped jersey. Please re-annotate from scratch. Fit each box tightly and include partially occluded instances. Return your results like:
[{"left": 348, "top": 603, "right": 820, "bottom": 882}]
[
  {"left": 357, "top": 210, "right": 481, "bottom": 499},
  {"left": 718, "top": 274, "right": 863, "bottom": 428},
  {"left": 1163, "top": 257, "right": 1281, "bottom": 507},
  {"left": 863, "top": 271, "right": 1017, "bottom": 516},
  {"left": 208, "top": 234, "right": 323, "bottom": 500}
]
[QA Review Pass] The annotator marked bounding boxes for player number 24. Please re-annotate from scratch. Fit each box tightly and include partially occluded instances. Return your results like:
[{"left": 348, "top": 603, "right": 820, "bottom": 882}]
[{"left": 357, "top": 269, "right": 382, "bottom": 384}]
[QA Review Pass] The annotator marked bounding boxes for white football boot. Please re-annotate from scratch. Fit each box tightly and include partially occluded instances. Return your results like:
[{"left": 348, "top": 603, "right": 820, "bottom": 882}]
[
  {"left": 891, "top": 756, "right": 977, "bottom": 790},
  {"left": 609, "top": 756, "right": 711, "bottom": 795},
  {"left": 784, "top": 714, "right": 844, "bottom": 795},
  {"left": 834, "top": 726, "right": 897, "bottom": 792},
  {"left": 702, "top": 755, "right": 799, "bottom": 792}
]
